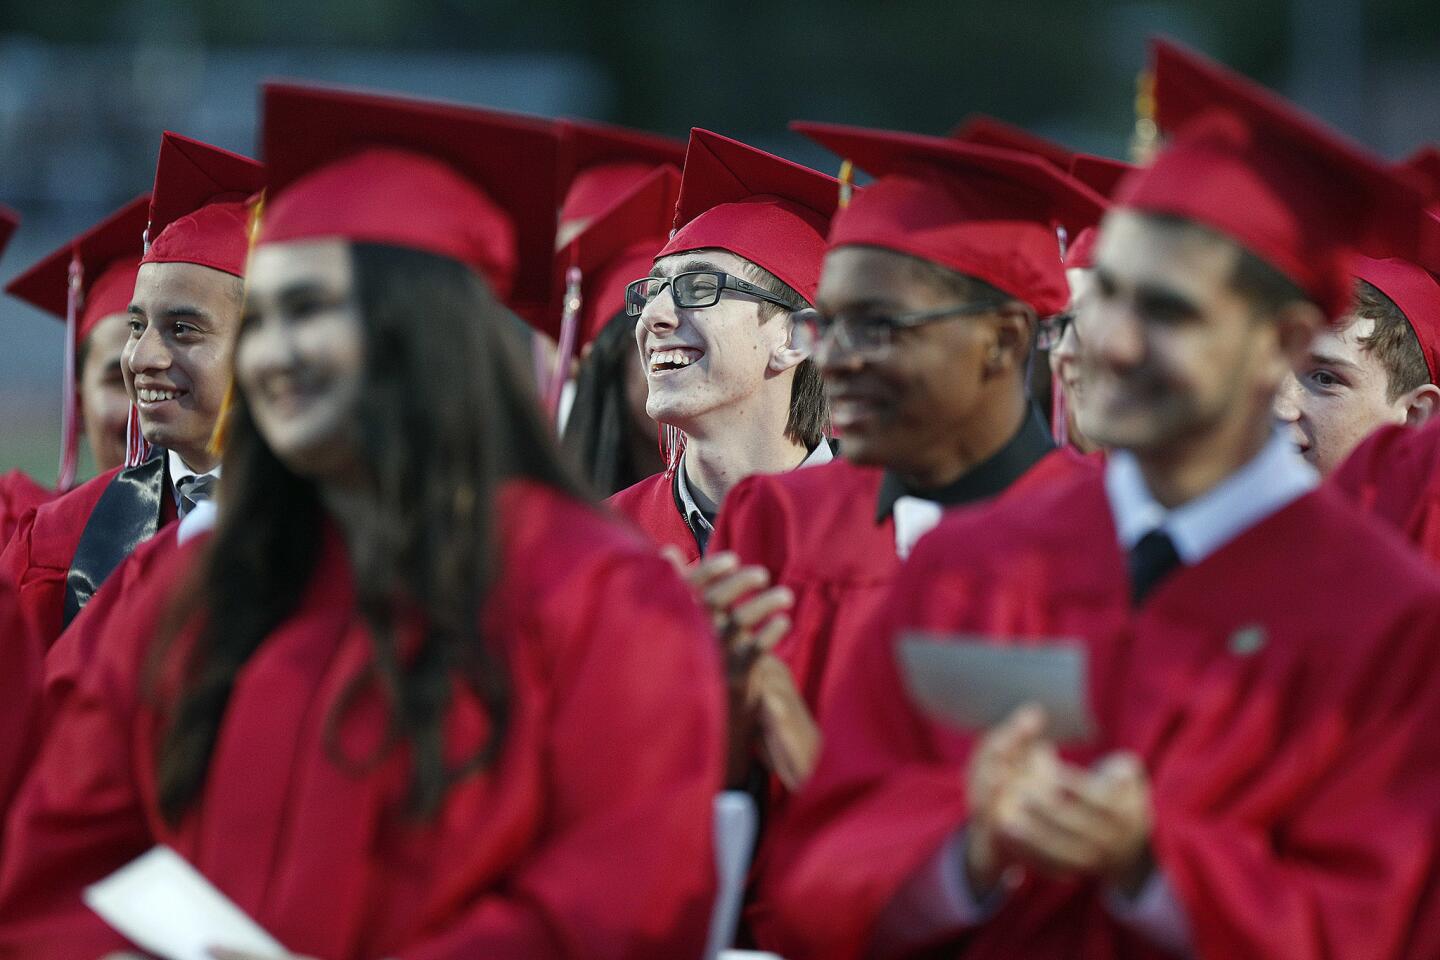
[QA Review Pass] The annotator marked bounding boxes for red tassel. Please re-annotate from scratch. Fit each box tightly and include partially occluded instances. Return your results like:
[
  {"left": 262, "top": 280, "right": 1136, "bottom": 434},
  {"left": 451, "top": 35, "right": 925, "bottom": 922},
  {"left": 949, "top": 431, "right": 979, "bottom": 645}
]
[
  {"left": 1050, "top": 369, "right": 1070, "bottom": 448},
  {"left": 660, "top": 423, "right": 686, "bottom": 479},
  {"left": 57, "top": 251, "right": 82, "bottom": 490},
  {"left": 545, "top": 266, "right": 583, "bottom": 427},
  {"left": 124, "top": 401, "right": 152, "bottom": 468}
]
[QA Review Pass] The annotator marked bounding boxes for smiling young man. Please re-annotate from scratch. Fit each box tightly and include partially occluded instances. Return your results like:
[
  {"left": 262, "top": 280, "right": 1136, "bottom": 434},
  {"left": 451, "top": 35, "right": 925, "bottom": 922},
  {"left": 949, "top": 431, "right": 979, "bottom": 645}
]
[
  {"left": 0, "top": 132, "right": 262, "bottom": 648},
  {"left": 1276, "top": 256, "right": 1440, "bottom": 475},
  {"left": 607, "top": 128, "right": 837, "bottom": 563},
  {"left": 707, "top": 126, "right": 1105, "bottom": 810},
  {"left": 762, "top": 39, "right": 1440, "bottom": 960}
]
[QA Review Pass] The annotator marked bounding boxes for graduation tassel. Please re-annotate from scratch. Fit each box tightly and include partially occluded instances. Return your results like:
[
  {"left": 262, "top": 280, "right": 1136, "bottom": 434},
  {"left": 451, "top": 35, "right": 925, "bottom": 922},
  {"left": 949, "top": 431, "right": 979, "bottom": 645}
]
[
  {"left": 207, "top": 190, "right": 265, "bottom": 458},
  {"left": 660, "top": 422, "right": 686, "bottom": 479},
  {"left": 1130, "top": 68, "right": 1160, "bottom": 166},
  {"left": 544, "top": 265, "right": 583, "bottom": 429},
  {"left": 837, "top": 159, "right": 855, "bottom": 210},
  {"left": 123, "top": 401, "right": 152, "bottom": 468},
  {"left": 56, "top": 250, "right": 82, "bottom": 490}
]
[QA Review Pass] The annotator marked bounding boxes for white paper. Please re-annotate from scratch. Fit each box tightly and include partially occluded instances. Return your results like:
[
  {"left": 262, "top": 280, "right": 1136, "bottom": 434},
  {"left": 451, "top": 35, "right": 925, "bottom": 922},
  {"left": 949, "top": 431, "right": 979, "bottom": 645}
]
[
  {"left": 898, "top": 633, "right": 1094, "bottom": 742},
  {"left": 84, "top": 846, "right": 287, "bottom": 960},
  {"left": 706, "top": 791, "right": 759, "bottom": 960}
]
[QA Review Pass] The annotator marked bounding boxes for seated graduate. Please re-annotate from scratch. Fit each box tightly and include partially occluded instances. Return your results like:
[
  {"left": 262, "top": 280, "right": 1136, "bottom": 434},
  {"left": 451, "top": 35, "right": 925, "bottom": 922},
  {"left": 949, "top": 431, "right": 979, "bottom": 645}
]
[
  {"left": 0, "top": 82, "right": 724, "bottom": 960},
  {"left": 0, "top": 132, "right": 264, "bottom": 647},
  {"left": 760, "top": 39, "right": 1440, "bottom": 960}
]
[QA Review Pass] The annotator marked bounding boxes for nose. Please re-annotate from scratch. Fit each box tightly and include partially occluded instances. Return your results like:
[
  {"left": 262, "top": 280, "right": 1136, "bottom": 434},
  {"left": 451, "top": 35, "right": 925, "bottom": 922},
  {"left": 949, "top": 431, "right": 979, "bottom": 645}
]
[
  {"left": 1086, "top": 300, "right": 1146, "bottom": 370},
  {"left": 639, "top": 287, "right": 679, "bottom": 338},
  {"left": 127, "top": 321, "right": 171, "bottom": 376},
  {"left": 1273, "top": 373, "right": 1303, "bottom": 423}
]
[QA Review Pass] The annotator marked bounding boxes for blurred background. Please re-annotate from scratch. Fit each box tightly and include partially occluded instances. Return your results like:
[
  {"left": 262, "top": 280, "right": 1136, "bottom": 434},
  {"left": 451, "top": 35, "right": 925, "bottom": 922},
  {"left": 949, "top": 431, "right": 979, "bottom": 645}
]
[{"left": 1, "top": 0, "right": 1437, "bottom": 481}]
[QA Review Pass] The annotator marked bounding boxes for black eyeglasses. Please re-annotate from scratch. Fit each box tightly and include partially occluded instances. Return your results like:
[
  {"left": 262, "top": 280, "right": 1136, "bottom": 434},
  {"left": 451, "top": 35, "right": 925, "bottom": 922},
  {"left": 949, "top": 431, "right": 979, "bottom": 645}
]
[
  {"left": 625, "top": 270, "right": 806, "bottom": 317},
  {"left": 1037, "top": 310, "right": 1077, "bottom": 351},
  {"left": 792, "top": 300, "right": 1009, "bottom": 358}
]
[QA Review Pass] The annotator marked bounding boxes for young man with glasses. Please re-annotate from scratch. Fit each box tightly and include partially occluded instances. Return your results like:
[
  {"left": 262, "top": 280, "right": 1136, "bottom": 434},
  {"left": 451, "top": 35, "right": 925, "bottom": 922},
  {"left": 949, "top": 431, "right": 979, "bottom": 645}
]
[
  {"left": 607, "top": 128, "right": 838, "bottom": 567},
  {"left": 706, "top": 127, "right": 1104, "bottom": 828},
  {"left": 761, "top": 41, "right": 1440, "bottom": 960}
]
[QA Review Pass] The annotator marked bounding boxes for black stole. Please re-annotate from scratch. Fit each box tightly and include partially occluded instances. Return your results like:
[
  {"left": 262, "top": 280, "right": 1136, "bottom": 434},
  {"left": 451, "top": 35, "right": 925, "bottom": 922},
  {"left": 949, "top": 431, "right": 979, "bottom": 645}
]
[{"left": 62, "top": 456, "right": 168, "bottom": 629}]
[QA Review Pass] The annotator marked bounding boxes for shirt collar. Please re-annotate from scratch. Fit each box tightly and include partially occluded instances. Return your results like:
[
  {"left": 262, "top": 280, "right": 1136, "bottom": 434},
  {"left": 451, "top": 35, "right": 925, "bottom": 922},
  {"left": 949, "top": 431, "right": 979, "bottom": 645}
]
[
  {"left": 168, "top": 449, "right": 222, "bottom": 506},
  {"left": 875, "top": 406, "right": 1054, "bottom": 523},
  {"left": 674, "top": 440, "right": 836, "bottom": 552},
  {"left": 1104, "top": 429, "right": 1318, "bottom": 564}
]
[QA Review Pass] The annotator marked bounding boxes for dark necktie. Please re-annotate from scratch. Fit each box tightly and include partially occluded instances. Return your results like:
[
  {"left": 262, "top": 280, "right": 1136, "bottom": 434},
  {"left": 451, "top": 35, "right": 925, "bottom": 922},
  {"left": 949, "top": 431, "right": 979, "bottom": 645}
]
[
  {"left": 176, "top": 474, "right": 216, "bottom": 520},
  {"left": 1128, "top": 528, "right": 1182, "bottom": 606}
]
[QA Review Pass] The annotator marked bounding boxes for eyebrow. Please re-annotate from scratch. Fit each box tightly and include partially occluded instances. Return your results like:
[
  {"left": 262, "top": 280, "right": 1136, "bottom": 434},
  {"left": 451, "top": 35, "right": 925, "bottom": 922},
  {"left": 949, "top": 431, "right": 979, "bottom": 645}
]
[
  {"left": 652, "top": 258, "right": 724, "bottom": 279},
  {"left": 127, "top": 303, "right": 212, "bottom": 322},
  {"left": 1309, "top": 351, "right": 1362, "bottom": 371}
]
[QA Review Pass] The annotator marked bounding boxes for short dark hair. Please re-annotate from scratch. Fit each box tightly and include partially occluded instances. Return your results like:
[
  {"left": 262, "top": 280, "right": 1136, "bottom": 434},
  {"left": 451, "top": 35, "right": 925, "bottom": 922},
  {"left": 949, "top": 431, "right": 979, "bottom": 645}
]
[
  {"left": 899, "top": 251, "right": 1035, "bottom": 366},
  {"left": 738, "top": 260, "right": 829, "bottom": 449},
  {"left": 1353, "top": 278, "right": 1431, "bottom": 399}
]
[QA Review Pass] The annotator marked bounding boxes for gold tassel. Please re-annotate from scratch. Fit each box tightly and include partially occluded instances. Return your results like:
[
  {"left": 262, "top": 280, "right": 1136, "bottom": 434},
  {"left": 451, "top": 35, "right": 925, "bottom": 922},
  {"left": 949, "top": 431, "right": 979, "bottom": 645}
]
[
  {"left": 207, "top": 191, "right": 266, "bottom": 456},
  {"left": 838, "top": 159, "right": 855, "bottom": 209},
  {"left": 1130, "top": 68, "right": 1160, "bottom": 166}
]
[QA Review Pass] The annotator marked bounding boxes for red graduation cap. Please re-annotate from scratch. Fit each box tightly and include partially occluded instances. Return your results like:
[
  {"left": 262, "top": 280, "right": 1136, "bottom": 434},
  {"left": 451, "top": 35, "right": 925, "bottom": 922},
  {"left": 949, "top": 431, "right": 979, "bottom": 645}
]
[
  {"left": 1118, "top": 37, "right": 1429, "bottom": 321},
  {"left": 950, "top": 114, "right": 1075, "bottom": 171},
  {"left": 1351, "top": 214, "right": 1440, "bottom": 382},
  {"left": 557, "top": 118, "right": 687, "bottom": 225},
  {"left": 142, "top": 132, "right": 265, "bottom": 278},
  {"left": 556, "top": 164, "right": 680, "bottom": 349},
  {"left": 794, "top": 121, "right": 1108, "bottom": 317},
  {"left": 259, "top": 81, "right": 560, "bottom": 325},
  {"left": 657, "top": 129, "right": 840, "bottom": 306},
  {"left": 1062, "top": 155, "right": 1134, "bottom": 270},
  {"left": 1400, "top": 146, "right": 1440, "bottom": 206},
  {"left": 5, "top": 195, "right": 150, "bottom": 489}
]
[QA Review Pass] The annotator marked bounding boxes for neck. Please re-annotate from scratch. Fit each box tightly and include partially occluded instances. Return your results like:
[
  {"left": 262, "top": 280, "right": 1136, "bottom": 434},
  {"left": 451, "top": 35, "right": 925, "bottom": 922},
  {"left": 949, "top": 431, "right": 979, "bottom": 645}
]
[
  {"left": 172, "top": 446, "right": 219, "bottom": 475},
  {"left": 678, "top": 399, "right": 808, "bottom": 508},
  {"left": 1134, "top": 412, "right": 1273, "bottom": 510},
  {"left": 894, "top": 385, "right": 1028, "bottom": 491}
]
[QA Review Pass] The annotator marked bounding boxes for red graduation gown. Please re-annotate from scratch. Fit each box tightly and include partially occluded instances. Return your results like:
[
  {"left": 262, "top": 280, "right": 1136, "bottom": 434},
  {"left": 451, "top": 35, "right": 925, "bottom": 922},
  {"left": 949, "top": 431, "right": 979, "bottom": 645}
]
[
  {"left": 607, "top": 469, "right": 701, "bottom": 563},
  {"left": 0, "top": 470, "right": 52, "bottom": 549},
  {"left": 0, "top": 574, "right": 40, "bottom": 822},
  {"left": 761, "top": 470, "right": 1440, "bottom": 960},
  {"left": 710, "top": 449, "right": 1094, "bottom": 725},
  {"left": 0, "top": 480, "right": 725, "bottom": 960},
  {"left": 1329, "top": 419, "right": 1440, "bottom": 564},
  {"left": 0, "top": 464, "right": 176, "bottom": 650}
]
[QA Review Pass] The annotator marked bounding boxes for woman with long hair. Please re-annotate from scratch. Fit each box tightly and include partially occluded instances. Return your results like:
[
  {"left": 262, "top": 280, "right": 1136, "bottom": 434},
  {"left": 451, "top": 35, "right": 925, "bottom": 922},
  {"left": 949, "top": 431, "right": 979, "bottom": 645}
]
[{"left": 0, "top": 84, "right": 723, "bottom": 960}]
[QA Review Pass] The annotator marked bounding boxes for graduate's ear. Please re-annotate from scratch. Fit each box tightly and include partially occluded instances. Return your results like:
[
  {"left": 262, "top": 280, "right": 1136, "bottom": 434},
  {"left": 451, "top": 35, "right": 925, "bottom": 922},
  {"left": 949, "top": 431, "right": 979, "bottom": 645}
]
[
  {"left": 768, "top": 308, "right": 813, "bottom": 374},
  {"left": 1273, "top": 299, "right": 1327, "bottom": 371},
  {"left": 985, "top": 302, "right": 1037, "bottom": 377},
  {"left": 1401, "top": 382, "right": 1440, "bottom": 427}
]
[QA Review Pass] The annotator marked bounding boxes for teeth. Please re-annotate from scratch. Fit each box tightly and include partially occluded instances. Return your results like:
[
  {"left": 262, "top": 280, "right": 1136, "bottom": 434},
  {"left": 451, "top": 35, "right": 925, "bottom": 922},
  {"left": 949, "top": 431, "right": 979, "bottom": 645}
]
[
  {"left": 650, "top": 349, "right": 699, "bottom": 371},
  {"left": 139, "top": 388, "right": 180, "bottom": 403}
]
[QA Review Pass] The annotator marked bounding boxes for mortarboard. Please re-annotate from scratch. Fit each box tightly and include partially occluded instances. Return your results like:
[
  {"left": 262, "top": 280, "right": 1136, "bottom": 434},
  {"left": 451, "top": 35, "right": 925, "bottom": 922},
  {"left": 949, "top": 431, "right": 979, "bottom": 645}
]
[
  {"left": 259, "top": 81, "right": 561, "bottom": 325},
  {"left": 657, "top": 129, "right": 840, "bottom": 306},
  {"left": 1117, "top": 37, "right": 1429, "bottom": 321},
  {"left": 950, "top": 114, "right": 1075, "bottom": 171},
  {"left": 557, "top": 119, "right": 686, "bottom": 225},
  {"left": 6, "top": 196, "right": 150, "bottom": 489},
  {"left": 142, "top": 132, "right": 265, "bottom": 278},
  {"left": 794, "top": 121, "right": 1107, "bottom": 317}
]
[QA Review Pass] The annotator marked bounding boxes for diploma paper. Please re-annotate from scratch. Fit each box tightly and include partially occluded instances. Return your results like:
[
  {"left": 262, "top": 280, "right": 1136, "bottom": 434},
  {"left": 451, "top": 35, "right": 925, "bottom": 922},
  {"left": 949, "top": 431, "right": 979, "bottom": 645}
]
[
  {"left": 898, "top": 633, "right": 1094, "bottom": 742},
  {"left": 84, "top": 845, "right": 286, "bottom": 960},
  {"left": 708, "top": 791, "right": 760, "bottom": 960}
]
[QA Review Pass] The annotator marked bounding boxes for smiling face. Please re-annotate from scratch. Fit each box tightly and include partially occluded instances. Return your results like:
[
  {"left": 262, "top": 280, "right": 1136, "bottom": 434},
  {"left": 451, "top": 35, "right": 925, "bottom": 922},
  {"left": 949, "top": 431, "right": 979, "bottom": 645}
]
[
  {"left": 126, "top": 261, "right": 244, "bottom": 472},
  {"left": 235, "top": 239, "right": 367, "bottom": 483},
  {"left": 815, "top": 246, "right": 1025, "bottom": 478},
  {"left": 634, "top": 248, "right": 800, "bottom": 433},
  {"left": 1078, "top": 211, "right": 1299, "bottom": 455},
  {"left": 78, "top": 311, "right": 135, "bottom": 471}
]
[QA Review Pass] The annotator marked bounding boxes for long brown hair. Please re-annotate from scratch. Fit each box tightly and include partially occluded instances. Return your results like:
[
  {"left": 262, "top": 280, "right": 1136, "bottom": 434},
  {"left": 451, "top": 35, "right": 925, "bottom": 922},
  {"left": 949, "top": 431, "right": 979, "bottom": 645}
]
[{"left": 152, "top": 242, "right": 585, "bottom": 824}]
